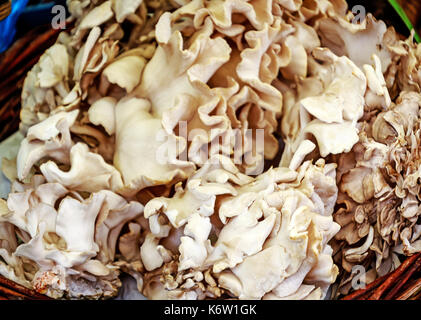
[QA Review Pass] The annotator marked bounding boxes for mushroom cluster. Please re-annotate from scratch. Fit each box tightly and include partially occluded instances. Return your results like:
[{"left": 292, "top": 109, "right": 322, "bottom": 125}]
[
  {"left": 141, "top": 156, "right": 339, "bottom": 300},
  {"left": 0, "top": 0, "right": 421, "bottom": 300},
  {"left": 330, "top": 90, "right": 421, "bottom": 296}
]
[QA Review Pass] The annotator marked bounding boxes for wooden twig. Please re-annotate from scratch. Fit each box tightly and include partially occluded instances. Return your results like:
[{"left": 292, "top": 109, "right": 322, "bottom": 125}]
[
  {"left": 396, "top": 278, "right": 421, "bottom": 300},
  {"left": 341, "top": 273, "right": 389, "bottom": 300},
  {"left": 0, "top": 108, "right": 20, "bottom": 141},
  {"left": 0, "top": 86, "right": 19, "bottom": 106},
  {"left": 368, "top": 253, "right": 421, "bottom": 300},
  {"left": 0, "top": 26, "right": 45, "bottom": 75},
  {"left": 409, "top": 290, "right": 421, "bottom": 300},
  {"left": 1, "top": 27, "right": 61, "bottom": 75}
]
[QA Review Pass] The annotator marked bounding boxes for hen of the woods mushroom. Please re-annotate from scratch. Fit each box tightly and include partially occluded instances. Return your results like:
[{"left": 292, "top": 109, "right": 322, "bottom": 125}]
[{"left": 0, "top": 0, "right": 421, "bottom": 300}]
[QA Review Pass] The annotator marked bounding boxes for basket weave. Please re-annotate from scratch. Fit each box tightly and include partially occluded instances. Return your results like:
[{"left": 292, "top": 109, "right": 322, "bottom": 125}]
[{"left": 0, "top": 0, "right": 420, "bottom": 301}]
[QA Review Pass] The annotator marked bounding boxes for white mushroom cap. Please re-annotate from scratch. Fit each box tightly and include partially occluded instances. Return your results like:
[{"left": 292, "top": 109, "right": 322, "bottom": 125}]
[
  {"left": 40, "top": 142, "right": 123, "bottom": 193},
  {"left": 111, "top": 0, "right": 144, "bottom": 23}
]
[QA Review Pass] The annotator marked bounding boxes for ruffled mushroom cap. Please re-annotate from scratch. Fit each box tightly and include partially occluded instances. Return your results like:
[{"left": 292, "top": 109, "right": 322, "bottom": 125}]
[
  {"left": 396, "top": 38, "right": 421, "bottom": 92},
  {"left": 113, "top": 97, "right": 195, "bottom": 197},
  {"left": 40, "top": 142, "right": 124, "bottom": 193},
  {"left": 318, "top": 13, "right": 397, "bottom": 73},
  {"left": 17, "top": 110, "right": 79, "bottom": 181},
  {"left": 20, "top": 0, "right": 165, "bottom": 134}
]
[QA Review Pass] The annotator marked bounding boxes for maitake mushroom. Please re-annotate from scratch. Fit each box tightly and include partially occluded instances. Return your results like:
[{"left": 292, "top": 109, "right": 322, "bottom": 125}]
[
  {"left": 0, "top": 175, "right": 143, "bottom": 299},
  {"left": 330, "top": 91, "right": 421, "bottom": 296},
  {"left": 140, "top": 155, "right": 340, "bottom": 300},
  {"left": 2, "top": 0, "right": 421, "bottom": 301}
]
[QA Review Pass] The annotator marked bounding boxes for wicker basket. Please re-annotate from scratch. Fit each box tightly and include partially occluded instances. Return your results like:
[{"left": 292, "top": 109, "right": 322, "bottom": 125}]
[
  {"left": 398, "top": 0, "right": 421, "bottom": 32},
  {"left": 340, "top": 253, "right": 421, "bottom": 300}
]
